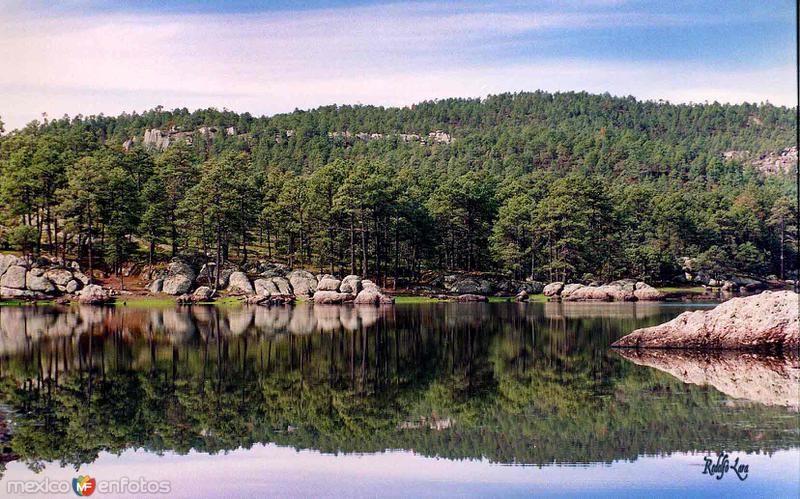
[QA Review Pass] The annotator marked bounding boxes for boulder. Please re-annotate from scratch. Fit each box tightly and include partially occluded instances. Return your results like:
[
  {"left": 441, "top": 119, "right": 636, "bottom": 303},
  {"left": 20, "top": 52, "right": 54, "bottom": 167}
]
[
  {"left": 270, "top": 277, "right": 293, "bottom": 295},
  {"left": 633, "top": 282, "right": 666, "bottom": 301},
  {"left": 612, "top": 291, "right": 799, "bottom": 350},
  {"left": 361, "top": 279, "right": 380, "bottom": 292},
  {"left": 317, "top": 277, "right": 342, "bottom": 292},
  {"left": 515, "top": 290, "right": 528, "bottom": 302},
  {"left": 312, "top": 290, "right": 355, "bottom": 304},
  {"left": 259, "top": 263, "right": 291, "bottom": 278},
  {"left": 168, "top": 260, "right": 196, "bottom": 281},
  {"left": 254, "top": 278, "right": 279, "bottom": 296},
  {"left": 721, "top": 280, "right": 738, "bottom": 292},
  {"left": 340, "top": 275, "right": 362, "bottom": 294},
  {"left": 0, "top": 265, "right": 27, "bottom": 289},
  {"left": 44, "top": 268, "right": 74, "bottom": 287},
  {"left": 288, "top": 270, "right": 317, "bottom": 297},
  {"left": 26, "top": 273, "right": 55, "bottom": 293},
  {"left": 147, "top": 279, "right": 164, "bottom": 293},
  {"left": 0, "top": 254, "right": 20, "bottom": 277},
  {"left": 454, "top": 294, "right": 488, "bottom": 302},
  {"left": 192, "top": 286, "right": 214, "bottom": 301},
  {"left": 77, "top": 284, "right": 114, "bottom": 304},
  {"left": 228, "top": 272, "right": 254, "bottom": 295},
  {"left": 353, "top": 288, "right": 394, "bottom": 305},
  {"left": 563, "top": 285, "right": 624, "bottom": 302},
  {"left": 543, "top": 282, "right": 564, "bottom": 297},
  {"left": 162, "top": 275, "right": 192, "bottom": 295},
  {"left": 65, "top": 279, "right": 81, "bottom": 294},
  {"left": 559, "top": 283, "right": 584, "bottom": 300}
]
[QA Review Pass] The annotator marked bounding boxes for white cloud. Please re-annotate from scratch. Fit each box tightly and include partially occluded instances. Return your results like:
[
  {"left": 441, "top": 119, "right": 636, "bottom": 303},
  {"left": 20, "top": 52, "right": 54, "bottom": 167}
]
[{"left": 0, "top": 3, "right": 794, "bottom": 130}]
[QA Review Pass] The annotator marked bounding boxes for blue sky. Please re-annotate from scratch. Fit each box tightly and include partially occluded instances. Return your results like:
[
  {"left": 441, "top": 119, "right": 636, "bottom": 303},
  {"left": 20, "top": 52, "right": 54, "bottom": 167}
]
[{"left": 0, "top": 0, "right": 795, "bottom": 130}]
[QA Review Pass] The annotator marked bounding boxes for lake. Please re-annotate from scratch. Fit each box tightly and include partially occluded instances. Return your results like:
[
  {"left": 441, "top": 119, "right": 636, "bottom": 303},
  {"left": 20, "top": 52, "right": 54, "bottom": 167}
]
[{"left": 0, "top": 302, "right": 797, "bottom": 498}]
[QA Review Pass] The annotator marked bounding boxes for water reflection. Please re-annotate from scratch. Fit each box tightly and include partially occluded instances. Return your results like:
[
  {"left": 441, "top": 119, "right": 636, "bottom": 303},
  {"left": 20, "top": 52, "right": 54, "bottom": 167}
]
[{"left": 0, "top": 303, "right": 796, "bottom": 478}]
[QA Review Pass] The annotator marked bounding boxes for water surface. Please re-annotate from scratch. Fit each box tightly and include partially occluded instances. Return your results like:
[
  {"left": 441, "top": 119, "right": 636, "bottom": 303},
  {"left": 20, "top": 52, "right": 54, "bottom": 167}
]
[{"left": 0, "top": 302, "right": 797, "bottom": 497}]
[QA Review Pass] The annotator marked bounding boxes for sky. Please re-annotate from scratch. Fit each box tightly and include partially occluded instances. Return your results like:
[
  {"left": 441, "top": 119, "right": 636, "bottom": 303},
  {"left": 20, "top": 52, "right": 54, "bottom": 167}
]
[{"left": 0, "top": 0, "right": 796, "bottom": 131}]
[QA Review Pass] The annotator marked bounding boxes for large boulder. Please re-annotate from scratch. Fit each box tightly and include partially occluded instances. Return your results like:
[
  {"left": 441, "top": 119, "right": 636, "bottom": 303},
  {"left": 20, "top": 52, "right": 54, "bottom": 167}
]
[
  {"left": 0, "top": 254, "right": 25, "bottom": 278},
  {"left": 353, "top": 288, "right": 394, "bottom": 305},
  {"left": 160, "top": 260, "right": 196, "bottom": 295},
  {"left": 564, "top": 284, "right": 634, "bottom": 302},
  {"left": 77, "top": 284, "right": 114, "bottom": 304},
  {"left": 543, "top": 282, "right": 564, "bottom": 297},
  {"left": 228, "top": 272, "right": 254, "bottom": 295},
  {"left": 559, "top": 283, "right": 584, "bottom": 300},
  {"left": 192, "top": 286, "right": 214, "bottom": 301},
  {"left": 162, "top": 275, "right": 192, "bottom": 295},
  {"left": 633, "top": 282, "right": 666, "bottom": 301},
  {"left": 340, "top": 275, "right": 362, "bottom": 294},
  {"left": 254, "top": 278, "right": 279, "bottom": 296},
  {"left": 44, "top": 268, "right": 74, "bottom": 287},
  {"left": 288, "top": 270, "right": 317, "bottom": 297},
  {"left": 608, "top": 279, "right": 638, "bottom": 292},
  {"left": 0, "top": 265, "right": 27, "bottom": 289},
  {"left": 612, "top": 291, "right": 799, "bottom": 350},
  {"left": 312, "top": 290, "right": 355, "bottom": 304},
  {"left": 26, "top": 273, "right": 56, "bottom": 293},
  {"left": 317, "top": 277, "right": 342, "bottom": 292},
  {"left": 270, "top": 277, "right": 293, "bottom": 295}
]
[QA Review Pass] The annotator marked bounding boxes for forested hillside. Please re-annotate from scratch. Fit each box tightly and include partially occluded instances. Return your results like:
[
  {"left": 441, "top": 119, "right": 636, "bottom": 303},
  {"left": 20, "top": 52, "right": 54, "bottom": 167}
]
[{"left": 0, "top": 91, "right": 796, "bottom": 284}]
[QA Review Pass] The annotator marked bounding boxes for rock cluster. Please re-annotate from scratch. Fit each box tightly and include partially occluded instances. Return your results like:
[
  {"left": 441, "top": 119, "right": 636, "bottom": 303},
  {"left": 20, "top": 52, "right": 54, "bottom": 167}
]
[
  {"left": 147, "top": 259, "right": 394, "bottom": 305},
  {"left": 439, "top": 273, "right": 544, "bottom": 296},
  {"left": 543, "top": 280, "right": 666, "bottom": 302},
  {"left": 0, "top": 254, "right": 88, "bottom": 299},
  {"left": 612, "top": 291, "right": 799, "bottom": 351}
]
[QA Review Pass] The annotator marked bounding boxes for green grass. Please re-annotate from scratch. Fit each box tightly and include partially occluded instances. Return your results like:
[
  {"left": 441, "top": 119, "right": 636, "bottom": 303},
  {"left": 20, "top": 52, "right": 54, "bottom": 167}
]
[{"left": 658, "top": 286, "right": 706, "bottom": 294}]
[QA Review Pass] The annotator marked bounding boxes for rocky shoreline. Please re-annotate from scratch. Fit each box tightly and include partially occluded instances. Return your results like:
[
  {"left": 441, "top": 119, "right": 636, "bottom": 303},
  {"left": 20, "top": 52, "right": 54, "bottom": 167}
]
[
  {"left": 613, "top": 291, "right": 799, "bottom": 351},
  {"left": 0, "top": 253, "right": 789, "bottom": 307}
]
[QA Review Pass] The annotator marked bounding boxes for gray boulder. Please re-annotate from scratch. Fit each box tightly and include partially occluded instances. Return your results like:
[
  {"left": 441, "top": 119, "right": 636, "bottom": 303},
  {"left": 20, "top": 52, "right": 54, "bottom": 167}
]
[
  {"left": 162, "top": 275, "right": 192, "bottom": 295},
  {"left": 254, "top": 278, "right": 279, "bottom": 296},
  {"left": 445, "top": 276, "right": 492, "bottom": 295},
  {"left": 0, "top": 265, "right": 27, "bottom": 289},
  {"left": 0, "top": 254, "right": 25, "bottom": 278},
  {"left": 518, "top": 280, "right": 544, "bottom": 294},
  {"left": 340, "top": 275, "right": 362, "bottom": 294},
  {"left": 228, "top": 272, "right": 254, "bottom": 295},
  {"left": 78, "top": 284, "right": 113, "bottom": 304},
  {"left": 271, "top": 277, "right": 293, "bottom": 295},
  {"left": 26, "top": 273, "right": 55, "bottom": 293},
  {"left": 45, "top": 269, "right": 74, "bottom": 287},
  {"left": 634, "top": 282, "right": 666, "bottom": 301},
  {"left": 317, "top": 277, "right": 341, "bottom": 291},
  {"left": 65, "top": 279, "right": 81, "bottom": 294},
  {"left": 288, "top": 270, "right": 317, "bottom": 297},
  {"left": 192, "top": 286, "right": 214, "bottom": 301}
]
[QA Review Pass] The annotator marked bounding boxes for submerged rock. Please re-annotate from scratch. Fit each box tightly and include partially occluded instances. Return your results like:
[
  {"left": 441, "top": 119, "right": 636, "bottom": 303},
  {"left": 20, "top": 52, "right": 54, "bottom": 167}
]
[{"left": 612, "top": 291, "right": 799, "bottom": 351}]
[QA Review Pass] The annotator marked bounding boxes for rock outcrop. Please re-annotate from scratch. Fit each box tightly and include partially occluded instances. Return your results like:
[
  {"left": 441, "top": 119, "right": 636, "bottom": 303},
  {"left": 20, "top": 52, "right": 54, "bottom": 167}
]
[
  {"left": 0, "top": 253, "right": 87, "bottom": 299},
  {"left": 227, "top": 271, "right": 254, "bottom": 295},
  {"left": 544, "top": 280, "right": 666, "bottom": 302},
  {"left": 612, "top": 291, "right": 799, "bottom": 351}
]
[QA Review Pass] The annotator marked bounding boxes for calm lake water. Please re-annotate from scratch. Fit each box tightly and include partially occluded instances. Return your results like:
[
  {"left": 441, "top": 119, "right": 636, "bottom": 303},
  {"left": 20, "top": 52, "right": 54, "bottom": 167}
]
[{"left": 0, "top": 302, "right": 797, "bottom": 498}]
